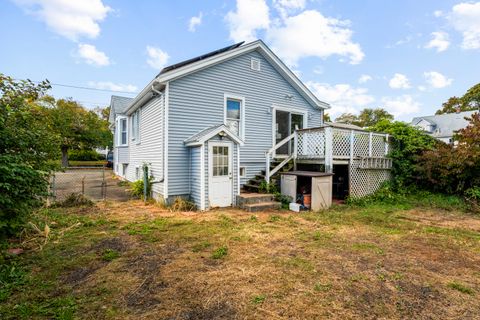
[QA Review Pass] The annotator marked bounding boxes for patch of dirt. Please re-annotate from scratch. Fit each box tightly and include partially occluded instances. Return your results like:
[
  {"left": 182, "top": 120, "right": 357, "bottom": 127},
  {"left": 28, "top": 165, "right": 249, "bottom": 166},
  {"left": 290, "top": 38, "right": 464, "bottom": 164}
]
[
  {"left": 91, "top": 236, "right": 130, "bottom": 253},
  {"left": 124, "top": 275, "right": 167, "bottom": 310},
  {"left": 63, "top": 262, "right": 106, "bottom": 286},
  {"left": 176, "top": 301, "right": 237, "bottom": 320}
]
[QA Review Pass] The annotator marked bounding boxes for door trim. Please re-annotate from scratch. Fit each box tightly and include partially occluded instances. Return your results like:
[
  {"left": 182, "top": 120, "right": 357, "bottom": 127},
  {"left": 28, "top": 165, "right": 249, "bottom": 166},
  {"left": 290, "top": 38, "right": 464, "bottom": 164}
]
[{"left": 208, "top": 141, "right": 234, "bottom": 207}]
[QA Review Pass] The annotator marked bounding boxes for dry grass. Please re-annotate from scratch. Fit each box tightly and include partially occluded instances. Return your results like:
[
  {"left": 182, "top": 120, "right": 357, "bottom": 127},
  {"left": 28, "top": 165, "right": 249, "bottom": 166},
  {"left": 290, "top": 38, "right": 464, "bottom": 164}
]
[{"left": 1, "top": 201, "right": 480, "bottom": 319}]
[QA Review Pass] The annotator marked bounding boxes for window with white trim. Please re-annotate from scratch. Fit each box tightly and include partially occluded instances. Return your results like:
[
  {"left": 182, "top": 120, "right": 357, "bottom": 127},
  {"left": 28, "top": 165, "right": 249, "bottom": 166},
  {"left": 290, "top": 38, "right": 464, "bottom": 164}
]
[
  {"left": 131, "top": 110, "right": 140, "bottom": 142},
  {"left": 239, "top": 167, "right": 246, "bottom": 178},
  {"left": 225, "top": 96, "right": 244, "bottom": 138},
  {"left": 119, "top": 118, "right": 127, "bottom": 146}
]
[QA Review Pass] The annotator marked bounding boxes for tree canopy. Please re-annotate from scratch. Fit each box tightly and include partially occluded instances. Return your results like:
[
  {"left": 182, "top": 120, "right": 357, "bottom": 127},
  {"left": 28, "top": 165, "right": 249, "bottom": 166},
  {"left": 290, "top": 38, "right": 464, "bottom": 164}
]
[
  {"left": 46, "top": 98, "right": 112, "bottom": 167},
  {"left": 335, "top": 108, "right": 394, "bottom": 127},
  {"left": 436, "top": 83, "right": 480, "bottom": 114}
]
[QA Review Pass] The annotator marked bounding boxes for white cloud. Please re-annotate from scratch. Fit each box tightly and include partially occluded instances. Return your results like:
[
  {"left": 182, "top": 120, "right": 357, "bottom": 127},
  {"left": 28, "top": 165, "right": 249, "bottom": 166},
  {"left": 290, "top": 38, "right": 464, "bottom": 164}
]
[
  {"left": 425, "top": 31, "right": 450, "bottom": 52},
  {"left": 13, "top": 0, "right": 111, "bottom": 41},
  {"left": 146, "top": 46, "right": 169, "bottom": 70},
  {"left": 358, "top": 74, "right": 372, "bottom": 84},
  {"left": 225, "top": 0, "right": 270, "bottom": 42},
  {"left": 423, "top": 71, "right": 452, "bottom": 88},
  {"left": 75, "top": 43, "right": 110, "bottom": 66},
  {"left": 188, "top": 12, "right": 203, "bottom": 32},
  {"left": 307, "top": 82, "right": 375, "bottom": 117},
  {"left": 448, "top": 2, "right": 480, "bottom": 49},
  {"left": 88, "top": 81, "right": 137, "bottom": 93},
  {"left": 268, "top": 10, "right": 364, "bottom": 66},
  {"left": 433, "top": 10, "right": 443, "bottom": 17},
  {"left": 389, "top": 73, "right": 411, "bottom": 89},
  {"left": 225, "top": 1, "right": 364, "bottom": 66},
  {"left": 381, "top": 95, "right": 421, "bottom": 118}
]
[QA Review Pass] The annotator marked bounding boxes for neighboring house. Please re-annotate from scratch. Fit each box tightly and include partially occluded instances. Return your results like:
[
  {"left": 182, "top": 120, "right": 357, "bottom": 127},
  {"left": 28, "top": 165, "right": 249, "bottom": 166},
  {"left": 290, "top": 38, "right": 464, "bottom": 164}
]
[
  {"left": 109, "top": 40, "right": 391, "bottom": 210},
  {"left": 411, "top": 110, "right": 477, "bottom": 143},
  {"left": 109, "top": 95, "right": 133, "bottom": 175}
]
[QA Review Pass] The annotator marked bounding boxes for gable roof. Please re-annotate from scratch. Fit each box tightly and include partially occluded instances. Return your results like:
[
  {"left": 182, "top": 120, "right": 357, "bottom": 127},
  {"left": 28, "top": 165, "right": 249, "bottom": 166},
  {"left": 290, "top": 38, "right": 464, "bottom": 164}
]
[
  {"left": 109, "top": 95, "right": 134, "bottom": 124},
  {"left": 184, "top": 124, "right": 244, "bottom": 147},
  {"left": 411, "top": 110, "right": 477, "bottom": 138},
  {"left": 125, "top": 40, "right": 330, "bottom": 115}
]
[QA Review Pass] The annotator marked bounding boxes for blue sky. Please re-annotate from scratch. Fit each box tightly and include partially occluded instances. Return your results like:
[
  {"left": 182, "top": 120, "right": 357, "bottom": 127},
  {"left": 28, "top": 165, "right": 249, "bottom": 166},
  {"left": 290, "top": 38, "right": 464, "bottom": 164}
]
[{"left": 1, "top": 0, "right": 479, "bottom": 121}]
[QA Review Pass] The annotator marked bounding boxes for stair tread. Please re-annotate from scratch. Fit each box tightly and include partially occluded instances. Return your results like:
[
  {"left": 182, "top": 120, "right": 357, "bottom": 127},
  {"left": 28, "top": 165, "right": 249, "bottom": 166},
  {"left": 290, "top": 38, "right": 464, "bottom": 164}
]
[{"left": 243, "top": 201, "right": 281, "bottom": 207}]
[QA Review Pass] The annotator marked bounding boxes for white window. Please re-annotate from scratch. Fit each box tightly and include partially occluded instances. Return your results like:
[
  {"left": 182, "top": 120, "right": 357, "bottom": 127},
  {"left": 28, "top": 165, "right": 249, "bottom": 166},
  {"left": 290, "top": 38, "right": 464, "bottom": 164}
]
[
  {"left": 224, "top": 94, "right": 245, "bottom": 139},
  {"left": 250, "top": 57, "right": 260, "bottom": 71},
  {"left": 118, "top": 118, "right": 128, "bottom": 146},
  {"left": 131, "top": 110, "right": 140, "bottom": 142},
  {"left": 239, "top": 167, "right": 246, "bottom": 178}
]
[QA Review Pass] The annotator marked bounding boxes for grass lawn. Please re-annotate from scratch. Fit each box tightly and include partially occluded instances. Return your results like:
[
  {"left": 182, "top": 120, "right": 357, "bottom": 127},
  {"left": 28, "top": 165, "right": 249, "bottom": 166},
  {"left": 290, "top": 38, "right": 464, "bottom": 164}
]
[{"left": 1, "top": 198, "right": 479, "bottom": 319}]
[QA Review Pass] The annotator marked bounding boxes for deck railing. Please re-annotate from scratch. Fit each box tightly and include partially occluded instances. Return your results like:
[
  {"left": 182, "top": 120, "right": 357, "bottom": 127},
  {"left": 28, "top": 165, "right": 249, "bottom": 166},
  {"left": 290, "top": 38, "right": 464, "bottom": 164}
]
[{"left": 265, "top": 126, "right": 390, "bottom": 182}]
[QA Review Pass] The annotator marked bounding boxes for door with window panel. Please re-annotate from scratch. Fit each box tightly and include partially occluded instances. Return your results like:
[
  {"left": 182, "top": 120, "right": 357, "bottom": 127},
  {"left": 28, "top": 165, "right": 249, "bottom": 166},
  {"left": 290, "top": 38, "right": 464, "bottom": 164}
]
[{"left": 209, "top": 144, "right": 233, "bottom": 207}]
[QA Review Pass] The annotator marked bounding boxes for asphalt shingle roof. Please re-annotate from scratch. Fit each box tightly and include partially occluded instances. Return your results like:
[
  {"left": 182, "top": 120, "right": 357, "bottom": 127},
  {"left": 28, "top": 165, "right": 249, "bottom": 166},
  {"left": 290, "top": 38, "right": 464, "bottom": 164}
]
[{"left": 411, "top": 110, "right": 478, "bottom": 138}]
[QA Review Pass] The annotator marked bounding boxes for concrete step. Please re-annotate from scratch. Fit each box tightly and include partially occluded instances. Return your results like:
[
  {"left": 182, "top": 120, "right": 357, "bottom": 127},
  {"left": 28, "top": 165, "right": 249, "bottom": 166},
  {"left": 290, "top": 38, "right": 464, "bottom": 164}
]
[
  {"left": 237, "top": 193, "right": 274, "bottom": 206},
  {"left": 242, "top": 201, "right": 282, "bottom": 212}
]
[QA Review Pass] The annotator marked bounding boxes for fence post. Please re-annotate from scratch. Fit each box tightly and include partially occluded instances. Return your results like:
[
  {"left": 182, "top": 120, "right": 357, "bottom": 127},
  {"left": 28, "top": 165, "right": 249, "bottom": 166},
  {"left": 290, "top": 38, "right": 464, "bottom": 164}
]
[
  {"left": 102, "top": 165, "right": 106, "bottom": 201},
  {"left": 82, "top": 176, "right": 85, "bottom": 195},
  {"left": 293, "top": 127, "right": 298, "bottom": 171},
  {"left": 51, "top": 174, "right": 56, "bottom": 202},
  {"left": 385, "top": 134, "right": 389, "bottom": 156},
  {"left": 349, "top": 130, "right": 354, "bottom": 162}
]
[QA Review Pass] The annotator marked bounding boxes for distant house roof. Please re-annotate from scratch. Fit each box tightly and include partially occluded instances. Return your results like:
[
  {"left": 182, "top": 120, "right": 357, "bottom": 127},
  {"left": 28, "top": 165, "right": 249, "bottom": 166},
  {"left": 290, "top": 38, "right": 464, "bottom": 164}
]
[
  {"left": 125, "top": 40, "right": 330, "bottom": 115},
  {"left": 109, "top": 95, "right": 134, "bottom": 124},
  {"left": 325, "top": 122, "right": 365, "bottom": 131},
  {"left": 411, "top": 110, "right": 478, "bottom": 138},
  {"left": 184, "top": 124, "right": 244, "bottom": 147}
]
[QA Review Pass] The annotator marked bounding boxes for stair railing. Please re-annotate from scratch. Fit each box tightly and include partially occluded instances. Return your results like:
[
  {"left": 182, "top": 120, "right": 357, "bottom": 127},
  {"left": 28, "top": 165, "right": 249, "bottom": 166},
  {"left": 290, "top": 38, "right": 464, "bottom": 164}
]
[{"left": 265, "top": 131, "right": 296, "bottom": 182}]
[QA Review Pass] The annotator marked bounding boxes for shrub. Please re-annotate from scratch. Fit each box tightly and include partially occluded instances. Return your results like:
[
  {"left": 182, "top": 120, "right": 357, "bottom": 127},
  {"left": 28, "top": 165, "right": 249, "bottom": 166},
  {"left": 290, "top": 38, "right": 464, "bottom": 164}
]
[
  {"left": 53, "top": 193, "right": 93, "bottom": 208},
  {"left": 169, "top": 197, "right": 197, "bottom": 212},
  {"left": 129, "top": 178, "right": 153, "bottom": 199},
  {"left": 68, "top": 149, "right": 104, "bottom": 161},
  {"left": 465, "top": 186, "right": 480, "bottom": 213}
]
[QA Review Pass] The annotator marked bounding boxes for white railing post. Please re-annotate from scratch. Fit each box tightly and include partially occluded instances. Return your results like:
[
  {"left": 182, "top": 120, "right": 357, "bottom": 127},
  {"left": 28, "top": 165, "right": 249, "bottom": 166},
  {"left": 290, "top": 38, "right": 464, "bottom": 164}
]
[
  {"left": 385, "top": 134, "right": 389, "bottom": 156},
  {"left": 293, "top": 130, "right": 298, "bottom": 170},
  {"left": 349, "top": 130, "right": 354, "bottom": 161},
  {"left": 324, "top": 127, "right": 333, "bottom": 173},
  {"left": 265, "top": 152, "right": 270, "bottom": 182},
  {"left": 368, "top": 132, "right": 373, "bottom": 157}
]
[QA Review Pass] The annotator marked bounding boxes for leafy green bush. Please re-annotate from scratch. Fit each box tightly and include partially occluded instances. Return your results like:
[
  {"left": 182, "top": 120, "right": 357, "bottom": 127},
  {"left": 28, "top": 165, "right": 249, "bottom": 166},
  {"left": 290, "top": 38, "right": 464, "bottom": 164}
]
[
  {"left": 465, "top": 186, "right": 480, "bottom": 212},
  {"left": 129, "top": 178, "right": 153, "bottom": 199},
  {"left": 68, "top": 149, "right": 104, "bottom": 161}
]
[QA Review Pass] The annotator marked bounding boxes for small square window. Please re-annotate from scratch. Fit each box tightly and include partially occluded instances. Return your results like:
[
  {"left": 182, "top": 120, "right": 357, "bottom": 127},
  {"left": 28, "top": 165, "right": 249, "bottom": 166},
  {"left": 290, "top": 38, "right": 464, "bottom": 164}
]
[
  {"left": 122, "top": 164, "right": 128, "bottom": 176},
  {"left": 250, "top": 58, "right": 260, "bottom": 71},
  {"left": 239, "top": 167, "right": 246, "bottom": 178}
]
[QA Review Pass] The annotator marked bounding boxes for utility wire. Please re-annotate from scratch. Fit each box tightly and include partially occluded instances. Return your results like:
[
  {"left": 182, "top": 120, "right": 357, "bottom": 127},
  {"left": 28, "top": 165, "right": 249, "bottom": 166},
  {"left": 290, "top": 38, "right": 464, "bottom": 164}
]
[{"left": 14, "top": 78, "right": 139, "bottom": 95}]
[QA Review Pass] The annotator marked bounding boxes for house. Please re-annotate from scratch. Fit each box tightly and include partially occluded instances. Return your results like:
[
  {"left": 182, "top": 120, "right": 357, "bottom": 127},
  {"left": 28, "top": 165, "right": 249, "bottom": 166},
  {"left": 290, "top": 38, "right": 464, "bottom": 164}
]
[
  {"left": 411, "top": 110, "right": 477, "bottom": 143},
  {"left": 109, "top": 40, "right": 391, "bottom": 210}
]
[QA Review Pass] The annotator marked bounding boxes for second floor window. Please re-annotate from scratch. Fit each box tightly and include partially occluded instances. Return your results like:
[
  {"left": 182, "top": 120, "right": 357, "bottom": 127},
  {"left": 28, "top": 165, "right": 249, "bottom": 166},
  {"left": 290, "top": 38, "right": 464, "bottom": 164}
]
[
  {"left": 225, "top": 97, "right": 243, "bottom": 138},
  {"left": 120, "top": 118, "right": 127, "bottom": 145}
]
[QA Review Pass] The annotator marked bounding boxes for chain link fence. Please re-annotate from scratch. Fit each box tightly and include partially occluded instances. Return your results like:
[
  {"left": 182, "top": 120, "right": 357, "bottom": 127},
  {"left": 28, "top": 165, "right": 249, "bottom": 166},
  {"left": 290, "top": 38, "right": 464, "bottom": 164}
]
[{"left": 49, "top": 167, "right": 131, "bottom": 203}]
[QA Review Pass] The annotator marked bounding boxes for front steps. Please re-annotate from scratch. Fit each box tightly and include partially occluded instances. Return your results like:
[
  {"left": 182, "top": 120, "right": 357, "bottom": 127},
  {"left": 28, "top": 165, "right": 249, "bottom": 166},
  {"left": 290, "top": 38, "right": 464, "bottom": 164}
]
[{"left": 236, "top": 193, "right": 281, "bottom": 212}]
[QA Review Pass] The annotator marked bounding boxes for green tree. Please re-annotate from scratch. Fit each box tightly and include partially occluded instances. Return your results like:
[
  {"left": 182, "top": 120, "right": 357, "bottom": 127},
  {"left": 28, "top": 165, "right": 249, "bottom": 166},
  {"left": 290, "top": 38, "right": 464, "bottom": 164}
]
[
  {"left": 357, "top": 108, "right": 394, "bottom": 127},
  {"left": 323, "top": 112, "right": 331, "bottom": 122},
  {"left": 0, "top": 75, "right": 59, "bottom": 236},
  {"left": 47, "top": 99, "right": 112, "bottom": 167},
  {"left": 335, "top": 112, "right": 358, "bottom": 125},
  {"left": 370, "top": 120, "right": 438, "bottom": 188},
  {"left": 335, "top": 108, "right": 393, "bottom": 127},
  {"left": 436, "top": 83, "right": 480, "bottom": 114}
]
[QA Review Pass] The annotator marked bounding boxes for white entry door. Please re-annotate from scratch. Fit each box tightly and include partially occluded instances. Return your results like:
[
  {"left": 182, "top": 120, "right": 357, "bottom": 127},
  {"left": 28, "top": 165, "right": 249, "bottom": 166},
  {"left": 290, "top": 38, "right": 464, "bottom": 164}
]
[{"left": 209, "top": 143, "right": 233, "bottom": 207}]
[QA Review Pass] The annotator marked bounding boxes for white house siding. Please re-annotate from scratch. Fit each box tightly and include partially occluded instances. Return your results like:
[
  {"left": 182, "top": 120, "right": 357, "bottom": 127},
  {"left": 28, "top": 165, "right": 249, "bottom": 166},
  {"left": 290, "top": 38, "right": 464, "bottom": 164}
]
[
  {"left": 125, "top": 95, "right": 165, "bottom": 198},
  {"left": 117, "top": 147, "right": 129, "bottom": 164},
  {"left": 168, "top": 49, "right": 322, "bottom": 196}
]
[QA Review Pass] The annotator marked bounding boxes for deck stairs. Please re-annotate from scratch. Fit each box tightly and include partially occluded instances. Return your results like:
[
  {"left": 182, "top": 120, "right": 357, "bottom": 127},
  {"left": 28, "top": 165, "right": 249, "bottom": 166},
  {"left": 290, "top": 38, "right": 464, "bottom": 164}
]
[{"left": 243, "top": 158, "right": 294, "bottom": 193}]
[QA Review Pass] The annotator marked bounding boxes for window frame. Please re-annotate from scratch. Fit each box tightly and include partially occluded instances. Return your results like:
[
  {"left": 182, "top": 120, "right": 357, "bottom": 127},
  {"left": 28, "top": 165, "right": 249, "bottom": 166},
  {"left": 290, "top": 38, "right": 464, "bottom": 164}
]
[
  {"left": 223, "top": 94, "right": 245, "bottom": 140},
  {"left": 118, "top": 116, "right": 128, "bottom": 146},
  {"left": 131, "top": 109, "right": 140, "bottom": 143},
  {"left": 239, "top": 166, "right": 246, "bottom": 178}
]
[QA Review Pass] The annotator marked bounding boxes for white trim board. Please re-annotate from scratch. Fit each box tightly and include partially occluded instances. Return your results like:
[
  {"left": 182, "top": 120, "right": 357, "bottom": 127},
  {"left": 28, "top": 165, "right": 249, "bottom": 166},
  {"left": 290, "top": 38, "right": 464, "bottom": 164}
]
[{"left": 207, "top": 141, "right": 234, "bottom": 208}]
